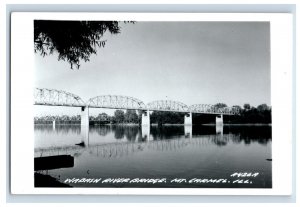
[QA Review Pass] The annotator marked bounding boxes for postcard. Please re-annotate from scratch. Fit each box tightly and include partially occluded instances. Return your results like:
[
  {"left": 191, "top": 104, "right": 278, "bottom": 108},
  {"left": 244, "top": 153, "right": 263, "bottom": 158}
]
[{"left": 10, "top": 12, "right": 293, "bottom": 195}]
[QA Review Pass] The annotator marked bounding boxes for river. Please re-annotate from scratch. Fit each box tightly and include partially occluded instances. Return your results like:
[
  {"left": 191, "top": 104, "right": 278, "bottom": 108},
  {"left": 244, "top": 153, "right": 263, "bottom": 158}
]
[{"left": 34, "top": 124, "right": 272, "bottom": 188}]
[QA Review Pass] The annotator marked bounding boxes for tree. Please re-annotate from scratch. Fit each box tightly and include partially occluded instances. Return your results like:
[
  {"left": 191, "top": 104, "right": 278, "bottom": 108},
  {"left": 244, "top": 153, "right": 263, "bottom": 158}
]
[
  {"left": 34, "top": 20, "right": 132, "bottom": 69},
  {"left": 114, "top": 110, "right": 125, "bottom": 123},
  {"left": 124, "top": 109, "right": 138, "bottom": 123},
  {"left": 214, "top": 103, "right": 227, "bottom": 109},
  {"left": 150, "top": 111, "right": 184, "bottom": 125},
  {"left": 243, "top": 103, "right": 251, "bottom": 110},
  {"left": 97, "top": 112, "right": 109, "bottom": 122},
  {"left": 257, "top": 104, "right": 270, "bottom": 112}
]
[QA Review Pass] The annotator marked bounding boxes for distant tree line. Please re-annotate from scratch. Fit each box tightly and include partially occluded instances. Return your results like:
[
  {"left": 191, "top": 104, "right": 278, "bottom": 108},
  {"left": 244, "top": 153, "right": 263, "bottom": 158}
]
[
  {"left": 227, "top": 103, "right": 271, "bottom": 124},
  {"left": 34, "top": 115, "right": 81, "bottom": 124},
  {"left": 109, "top": 109, "right": 140, "bottom": 124},
  {"left": 34, "top": 103, "right": 271, "bottom": 125},
  {"left": 34, "top": 110, "right": 141, "bottom": 125},
  {"left": 150, "top": 111, "right": 184, "bottom": 125},
  {"left": 193, "top": 103, "right": 271, "bottom": 124}
]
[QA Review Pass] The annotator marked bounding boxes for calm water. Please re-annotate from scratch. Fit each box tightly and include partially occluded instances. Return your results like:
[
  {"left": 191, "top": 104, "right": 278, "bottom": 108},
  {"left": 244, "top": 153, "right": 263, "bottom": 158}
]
[{"left": 34, "top": 125, "right": 272, "bottom": 188}]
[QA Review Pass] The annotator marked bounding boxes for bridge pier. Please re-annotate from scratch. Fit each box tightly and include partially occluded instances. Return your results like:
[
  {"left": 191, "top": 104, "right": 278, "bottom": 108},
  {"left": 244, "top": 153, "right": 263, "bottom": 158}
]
[
  {"left": 141, "top": 110, "right": 150, "bottom": 126},
  {"left": 184, "top": 125, "right": 192, "bottom": 138},
  {"left": 52, "top": 120, "right": 55, "bottom": 130},
  {"left": 81, "top": 106, "right": 89, "bottom": 126},
  {"left": 81, "top": 106, "right": 89, "bottom": 146},
  {"left": 216, "top": 114, "right": 223, "bottom": 125},
  {"left": 184, "top": 112, "right": 192, "bottom": 125},
  {"left": 216, "top": 124, "right": 223, "bottom": 135},
  {"left": 141, "top": 125, "right": 151, "bottom": 141}
]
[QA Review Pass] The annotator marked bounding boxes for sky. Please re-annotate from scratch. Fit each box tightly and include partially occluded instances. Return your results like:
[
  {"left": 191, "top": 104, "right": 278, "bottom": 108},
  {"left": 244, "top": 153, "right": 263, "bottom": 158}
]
[{"left": 34, "top": 21, "right": 270, "bottom": 116}]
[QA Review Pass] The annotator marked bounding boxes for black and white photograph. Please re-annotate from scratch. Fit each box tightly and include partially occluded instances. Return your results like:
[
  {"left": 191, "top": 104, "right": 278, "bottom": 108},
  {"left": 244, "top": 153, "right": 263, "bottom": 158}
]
[{"left": 32, "top": 19, "right": 273, "bottom": 188}]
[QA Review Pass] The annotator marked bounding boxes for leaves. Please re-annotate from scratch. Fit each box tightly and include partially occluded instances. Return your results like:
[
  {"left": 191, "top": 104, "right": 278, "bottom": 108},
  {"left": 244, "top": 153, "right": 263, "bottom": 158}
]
[
  {"left": 34, "top": 20, "right": 124, "bottom": 69},
  {"left": 214, "top": 103, "right": 227, "bottom": 109}
]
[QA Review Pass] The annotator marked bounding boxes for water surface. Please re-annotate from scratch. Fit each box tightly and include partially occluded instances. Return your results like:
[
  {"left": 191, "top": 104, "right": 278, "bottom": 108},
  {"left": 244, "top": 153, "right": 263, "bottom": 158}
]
[{"left": 34, "top": 125, "right": 272, "bottom": 188}]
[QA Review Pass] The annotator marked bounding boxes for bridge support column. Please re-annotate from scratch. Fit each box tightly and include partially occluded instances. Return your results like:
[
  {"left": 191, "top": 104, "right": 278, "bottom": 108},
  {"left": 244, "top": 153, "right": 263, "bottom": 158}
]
[
  {"left": 216, "top": 114, "right": 223, "bottom": 125},
  {"left": 216, "top": 124, "right": 223, "bottom": 135},
  {"left": 184, "top": 112, "right": 192, "bottom": 125},
  {"left": 142, "top": 125, "right": 151, "bottom": 141},
  {"left": 142, "top": 110, "right": 150, "bottom": 126},
  {"left": 52, "top": 120, "right": 55, "bottom": 130},
  {"left": 184, "top": 125, "right": 192, "bottom": 138},
  {"left": 81, "top": 106, "right": 89, "bottom": 146}
]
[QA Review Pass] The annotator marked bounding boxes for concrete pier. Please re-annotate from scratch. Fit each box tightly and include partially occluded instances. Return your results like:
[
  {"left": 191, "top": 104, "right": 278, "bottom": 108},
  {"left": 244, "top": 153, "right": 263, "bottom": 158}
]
[
  {"left": 141, "top": 125, "right": 151, "bottom": 141},
  {"left": 52, "top": 120, "right": 55, "bottom": 130},
  {"left": 216, "top": 114, "right": 223, "bottom": 125},
  {"left": 184, "top": 112, "right": 192, "bottom": 125},
  {"left": 184, "top": 125, "right": 192, "bottom": 138},
  {"left": 141, "top": 110, "right": 150, "bottom": 126},
  {"left": 216, "top": 124, "right": 223, "bottom": 135},
  {"left": 81, "top": 106, "right": 89, "bottom": 127},
  {"left": 81, "top": 106, "right": 89, "bottom": 146}
]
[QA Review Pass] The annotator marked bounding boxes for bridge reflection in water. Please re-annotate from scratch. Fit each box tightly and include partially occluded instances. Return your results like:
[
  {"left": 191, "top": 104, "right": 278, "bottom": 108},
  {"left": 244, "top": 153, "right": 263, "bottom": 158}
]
[
  {"left": 34, "top": 124, "right": 270, "bottom": 159},
  {"left": 34, "top": 124, "right": 272, "bottom": 188}
]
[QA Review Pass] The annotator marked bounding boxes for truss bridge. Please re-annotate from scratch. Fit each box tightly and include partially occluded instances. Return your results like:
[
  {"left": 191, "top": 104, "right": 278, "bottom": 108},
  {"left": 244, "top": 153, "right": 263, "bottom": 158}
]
[{"left": 34, "top": 88, "right": 240, "bottom": 126}]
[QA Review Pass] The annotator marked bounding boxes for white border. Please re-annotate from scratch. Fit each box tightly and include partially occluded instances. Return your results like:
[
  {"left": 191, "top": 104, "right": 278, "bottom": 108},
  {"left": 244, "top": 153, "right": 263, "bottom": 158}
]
[{"left": 11, "top": 12, "right": 293, "bottom": 195}]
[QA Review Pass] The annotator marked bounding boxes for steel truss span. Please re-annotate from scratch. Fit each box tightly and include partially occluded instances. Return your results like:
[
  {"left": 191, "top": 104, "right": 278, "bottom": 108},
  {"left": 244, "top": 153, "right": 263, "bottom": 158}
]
[
  {"left": 34, "top": 88, "right": 240, "bottom": 115},
  {"left": 189, "top": 104, "right": 240, "bottom": 115},
  {"left": 88, "top": 95, "right": 147, "bottom": 110},
  {"left": 147, "top": 100, "right": 189, "bottom": 113},
  {"left": 34, "top": 88, "right": 85, "bottom": 107}
]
